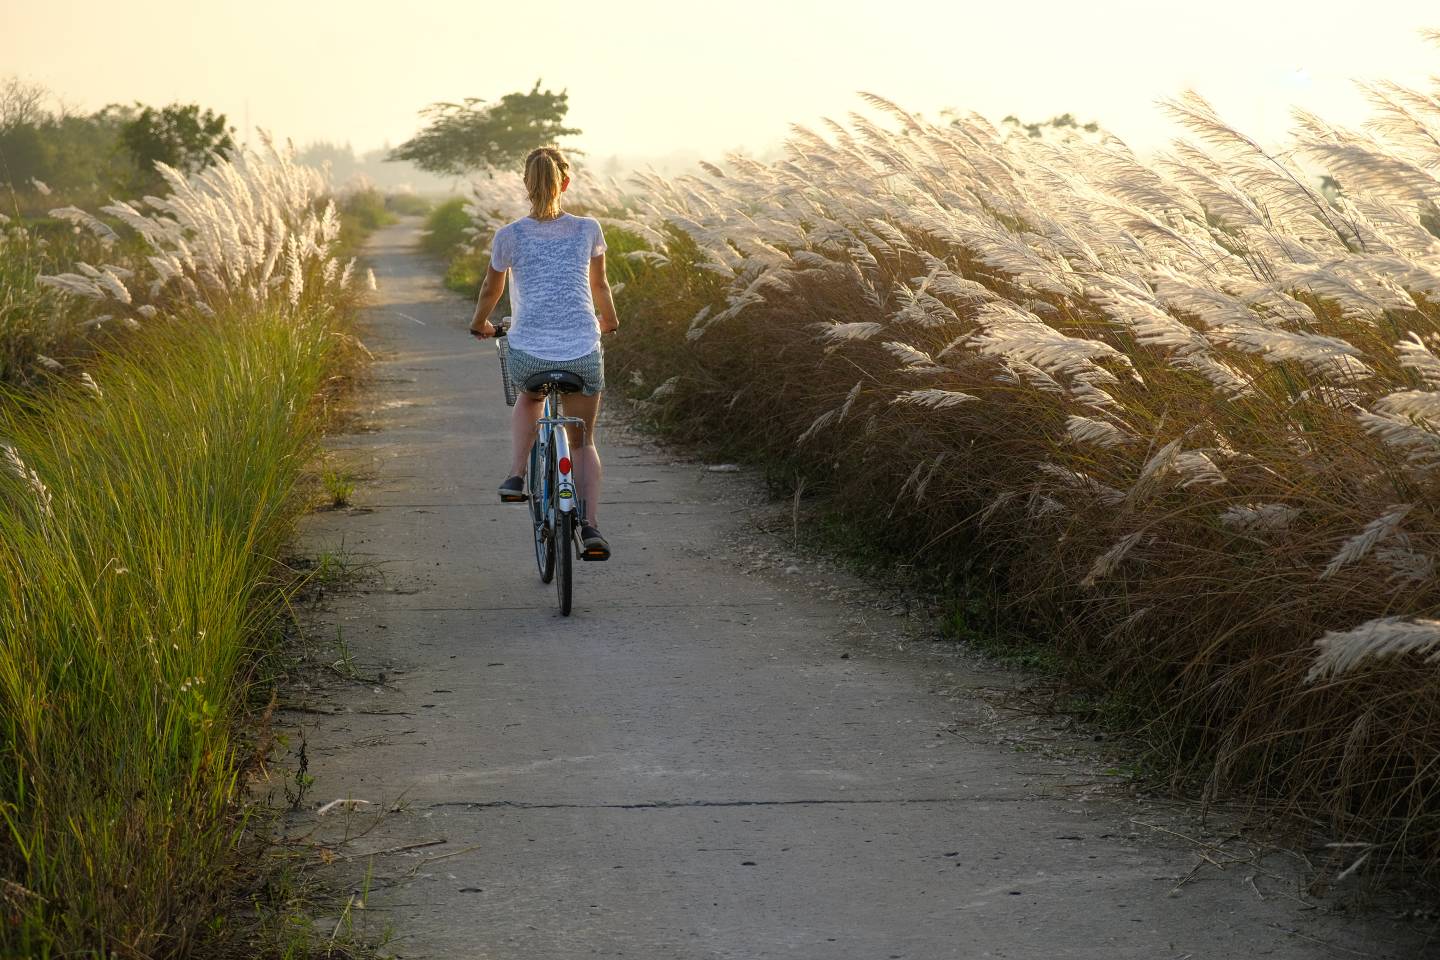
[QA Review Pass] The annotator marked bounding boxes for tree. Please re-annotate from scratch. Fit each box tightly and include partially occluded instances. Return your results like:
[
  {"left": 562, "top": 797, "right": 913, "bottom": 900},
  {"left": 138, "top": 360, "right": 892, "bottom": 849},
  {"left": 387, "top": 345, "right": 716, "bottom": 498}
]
[
  {"left": 0, "top": 76, "right": 49, "bottom": 132},
  {"left": 120, "top": 103, "right": 236, "bottom": 179},
  {"left": 388, "top": 81, "right": 581, "bottom": 176},
  {"left": 999, "top": 112, "right": 1102, "bottom": 142}
]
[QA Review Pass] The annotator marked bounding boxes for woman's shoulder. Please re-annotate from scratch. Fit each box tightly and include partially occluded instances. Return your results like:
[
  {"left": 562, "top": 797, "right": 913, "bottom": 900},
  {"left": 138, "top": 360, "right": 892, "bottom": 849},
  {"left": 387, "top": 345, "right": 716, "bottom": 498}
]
[{"left": 568, "top": 213, "right": 604, "bottom": 235}]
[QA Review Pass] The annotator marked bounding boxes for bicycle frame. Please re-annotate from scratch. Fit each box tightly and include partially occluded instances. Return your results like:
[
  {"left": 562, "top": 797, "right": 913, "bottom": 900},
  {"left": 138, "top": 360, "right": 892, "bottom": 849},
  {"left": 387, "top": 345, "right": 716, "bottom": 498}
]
[{"left": 534, "top": 390, "right": 586, "bottom": 525}]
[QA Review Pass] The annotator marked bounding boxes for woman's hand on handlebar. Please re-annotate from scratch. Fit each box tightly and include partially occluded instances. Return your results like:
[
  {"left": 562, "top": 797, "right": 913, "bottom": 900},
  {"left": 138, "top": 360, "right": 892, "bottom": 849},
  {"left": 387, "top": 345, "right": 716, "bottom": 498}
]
[{"left": 470, "top": 318, "right": 496, "bottom": 340}]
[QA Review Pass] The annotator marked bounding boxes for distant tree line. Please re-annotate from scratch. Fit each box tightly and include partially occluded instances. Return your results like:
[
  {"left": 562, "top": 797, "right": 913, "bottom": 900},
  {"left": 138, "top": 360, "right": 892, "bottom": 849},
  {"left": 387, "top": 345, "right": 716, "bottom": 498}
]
[
  {"left": 999, "top": 112, "right": 1102, "bottom": 141},
  {"left": 0, "top": 76, "right": 236, "bottom": 202}
]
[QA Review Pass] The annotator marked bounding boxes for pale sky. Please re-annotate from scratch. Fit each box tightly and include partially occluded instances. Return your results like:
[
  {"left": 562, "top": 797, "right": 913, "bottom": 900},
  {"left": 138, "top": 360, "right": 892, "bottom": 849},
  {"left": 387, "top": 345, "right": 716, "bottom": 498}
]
[{"left": 2, "top": 0, "right": 1437, "bottom": 166}]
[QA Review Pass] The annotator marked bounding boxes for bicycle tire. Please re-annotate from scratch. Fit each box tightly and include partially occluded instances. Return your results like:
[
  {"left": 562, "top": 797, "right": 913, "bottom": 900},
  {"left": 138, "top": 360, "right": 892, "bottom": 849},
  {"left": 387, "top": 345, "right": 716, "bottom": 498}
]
[
  {"left": 555, "top": 509, "right": 573, "bottom": 616},
  {"left": 530, "top": 439, "right": 555, "bottom": 583}
]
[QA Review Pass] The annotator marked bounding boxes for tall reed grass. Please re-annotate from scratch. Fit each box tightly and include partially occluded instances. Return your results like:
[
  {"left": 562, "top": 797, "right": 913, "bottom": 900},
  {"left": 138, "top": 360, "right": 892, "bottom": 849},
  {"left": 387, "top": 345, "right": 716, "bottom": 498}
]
[
  {"left": 1, "top": 144, "right": 358, "bottom": 955},
  {"left": 0, "top": 219, "right": 107, "bottom": 384},
  {"left": 459, "top": 39, "right": 1440, "bottom": 860}
]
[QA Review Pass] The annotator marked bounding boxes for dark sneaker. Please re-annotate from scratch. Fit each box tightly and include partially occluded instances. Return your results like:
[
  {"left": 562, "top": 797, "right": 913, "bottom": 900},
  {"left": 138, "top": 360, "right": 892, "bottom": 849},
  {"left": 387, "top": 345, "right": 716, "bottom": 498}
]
[
  {"left": 579, "top": 521, "right": 611, "bottom": 560},
  {"left": 497, "top": 475, "right": 526, "bottom": 502}
]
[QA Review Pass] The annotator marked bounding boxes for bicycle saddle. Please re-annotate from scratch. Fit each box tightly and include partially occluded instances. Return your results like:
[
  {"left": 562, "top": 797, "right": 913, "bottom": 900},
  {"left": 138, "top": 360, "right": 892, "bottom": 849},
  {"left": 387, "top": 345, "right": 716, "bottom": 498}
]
[{"left": 522, "top": 370, "right": 585, "bottom": 393}]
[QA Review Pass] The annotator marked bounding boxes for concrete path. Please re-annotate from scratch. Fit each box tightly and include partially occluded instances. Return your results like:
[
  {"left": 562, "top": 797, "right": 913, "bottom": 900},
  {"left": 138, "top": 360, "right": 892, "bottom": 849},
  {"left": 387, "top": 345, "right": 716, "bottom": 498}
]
[{"left": 290, "top": 221, "right": 1430, "bottom": 959}]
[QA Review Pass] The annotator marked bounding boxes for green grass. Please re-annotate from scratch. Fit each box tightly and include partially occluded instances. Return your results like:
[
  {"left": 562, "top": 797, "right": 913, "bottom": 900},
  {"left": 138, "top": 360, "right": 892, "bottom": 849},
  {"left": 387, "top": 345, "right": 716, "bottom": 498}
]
[
  {"left": 419, "top": 198, "right": 487, "bottom": 296},
  {"left": 336, "top": 188, "right": 397, "bottom": 257},
  {"left": 0, "top": 305, "right": 343, "bottom": 957},
  {"left": 418, "top": 198, "right": 469, "bottom": 259},
  {"left": 320, "top": 466, "right": 356, "bottom": 508}
]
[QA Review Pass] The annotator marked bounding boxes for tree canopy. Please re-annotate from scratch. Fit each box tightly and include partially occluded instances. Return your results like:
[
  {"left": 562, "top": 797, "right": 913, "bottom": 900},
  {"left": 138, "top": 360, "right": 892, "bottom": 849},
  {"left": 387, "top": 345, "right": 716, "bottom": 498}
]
[
  {"left": 120, "top": 103, "right": 236, "bottom": 179},
  {"left": 388, "top": 81, "right": 581, "bottom": 176}
]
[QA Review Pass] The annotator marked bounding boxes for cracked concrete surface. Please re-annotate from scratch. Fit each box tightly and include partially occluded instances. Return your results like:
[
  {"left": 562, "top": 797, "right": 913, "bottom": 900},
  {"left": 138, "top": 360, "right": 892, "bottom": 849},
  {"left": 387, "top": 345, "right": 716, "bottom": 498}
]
[{"left": 287, "top": 222, "right": 1433, "bottom": 959}]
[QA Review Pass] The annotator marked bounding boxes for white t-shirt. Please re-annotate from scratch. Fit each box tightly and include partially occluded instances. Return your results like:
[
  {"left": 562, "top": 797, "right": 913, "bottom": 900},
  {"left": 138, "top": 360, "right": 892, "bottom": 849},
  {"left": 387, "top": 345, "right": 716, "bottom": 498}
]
[{"left": 489, "top": 213, "right": 607, "bottom": 360}]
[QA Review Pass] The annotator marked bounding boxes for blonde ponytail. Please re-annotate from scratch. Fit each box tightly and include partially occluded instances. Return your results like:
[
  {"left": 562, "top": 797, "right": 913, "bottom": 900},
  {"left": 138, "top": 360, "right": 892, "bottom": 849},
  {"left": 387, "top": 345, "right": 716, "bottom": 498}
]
[{"left": 524, "top": 146, "right": 570, "bottom": 220}]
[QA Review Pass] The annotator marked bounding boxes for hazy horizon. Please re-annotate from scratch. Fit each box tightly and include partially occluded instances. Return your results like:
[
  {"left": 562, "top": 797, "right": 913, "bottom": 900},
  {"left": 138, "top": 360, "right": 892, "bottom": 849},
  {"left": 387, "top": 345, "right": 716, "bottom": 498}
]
[{"left": 4, "top": 1, "right": 1438, "bottom": 178}]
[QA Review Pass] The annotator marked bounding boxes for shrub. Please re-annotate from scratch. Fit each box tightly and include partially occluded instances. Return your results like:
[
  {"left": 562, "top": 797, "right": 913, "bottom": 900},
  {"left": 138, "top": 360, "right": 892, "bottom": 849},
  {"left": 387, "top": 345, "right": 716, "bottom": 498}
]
[
  {"left": 420, "top": 196, "right": 472, "bottom": 258},
  {"left": 385, "top": 191, "right": 433, "bottom": 216}
]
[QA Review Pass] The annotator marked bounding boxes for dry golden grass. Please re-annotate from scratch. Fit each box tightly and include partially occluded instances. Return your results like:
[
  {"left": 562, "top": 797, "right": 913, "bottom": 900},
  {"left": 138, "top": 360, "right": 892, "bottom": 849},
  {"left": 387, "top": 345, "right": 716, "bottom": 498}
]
[{"left": 457, "top": 56, "right": 1440, "bottom": 863}]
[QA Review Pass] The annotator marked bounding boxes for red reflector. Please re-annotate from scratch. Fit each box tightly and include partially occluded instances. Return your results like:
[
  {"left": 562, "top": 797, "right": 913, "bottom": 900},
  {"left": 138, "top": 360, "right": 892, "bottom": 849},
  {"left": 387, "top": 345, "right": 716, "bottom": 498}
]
[{"left": 558, "top": 457, "right": 572, "bottom": 475}]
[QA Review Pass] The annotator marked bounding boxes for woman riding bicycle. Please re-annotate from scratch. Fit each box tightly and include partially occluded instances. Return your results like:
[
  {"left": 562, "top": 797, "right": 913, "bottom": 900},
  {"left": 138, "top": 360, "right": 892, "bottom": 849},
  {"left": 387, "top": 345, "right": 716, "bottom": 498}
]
[{"left": 470, "top": 146, "right": 618, "bottom": 559}]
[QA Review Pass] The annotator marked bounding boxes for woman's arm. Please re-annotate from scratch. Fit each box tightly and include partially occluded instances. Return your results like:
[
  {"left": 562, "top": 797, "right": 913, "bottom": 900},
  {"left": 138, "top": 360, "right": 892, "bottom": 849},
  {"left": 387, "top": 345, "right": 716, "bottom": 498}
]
[
  {"left": 469, "top": 267, "right": 507, "bottom": 338},
  {"left": 590, "top": 253, "right": 619, "bottom": 335}
]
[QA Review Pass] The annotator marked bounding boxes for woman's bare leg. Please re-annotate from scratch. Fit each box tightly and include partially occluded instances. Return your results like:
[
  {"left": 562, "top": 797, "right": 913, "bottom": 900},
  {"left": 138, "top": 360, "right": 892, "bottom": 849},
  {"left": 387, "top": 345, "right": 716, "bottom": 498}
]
[
  {"left": 511, "top": 391, "right": 543, "bottom": 478},
  {"left": 561, "top": 392, "right": 603, "bottom": 523}
]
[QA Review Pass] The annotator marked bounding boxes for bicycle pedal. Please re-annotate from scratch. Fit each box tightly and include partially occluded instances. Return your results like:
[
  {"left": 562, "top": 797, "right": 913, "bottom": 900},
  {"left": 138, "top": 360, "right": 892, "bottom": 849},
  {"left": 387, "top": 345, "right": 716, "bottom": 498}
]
[
  {"left": 499, "top": 493, "right": 528, "bottom": 503},
  {"left": 580, "top": 549, "right": 611, "bottom": 562}
]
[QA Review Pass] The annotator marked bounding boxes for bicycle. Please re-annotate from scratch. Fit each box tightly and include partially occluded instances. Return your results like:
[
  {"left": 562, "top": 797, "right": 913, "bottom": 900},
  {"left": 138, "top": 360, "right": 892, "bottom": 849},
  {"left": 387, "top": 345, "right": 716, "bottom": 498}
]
[{"left": 491, "top": 324, "right": 603, "bottom": 616}]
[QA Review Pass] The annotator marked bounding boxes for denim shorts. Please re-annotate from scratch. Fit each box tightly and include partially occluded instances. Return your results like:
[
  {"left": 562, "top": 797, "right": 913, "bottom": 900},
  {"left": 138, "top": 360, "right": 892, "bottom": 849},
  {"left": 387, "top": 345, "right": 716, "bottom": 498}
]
[{"left": 507, "top": 346, "right": 606, "bottom": 396}]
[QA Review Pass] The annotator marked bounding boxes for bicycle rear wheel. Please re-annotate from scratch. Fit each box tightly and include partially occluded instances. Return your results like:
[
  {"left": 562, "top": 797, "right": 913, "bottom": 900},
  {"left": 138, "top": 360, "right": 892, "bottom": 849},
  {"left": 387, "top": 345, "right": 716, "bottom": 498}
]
[
  {"left": 555, "top": 510, "right": 573, "bottom": 616},
  {"left": 529, "top": 440, "right": 555, "bottom": 583}
]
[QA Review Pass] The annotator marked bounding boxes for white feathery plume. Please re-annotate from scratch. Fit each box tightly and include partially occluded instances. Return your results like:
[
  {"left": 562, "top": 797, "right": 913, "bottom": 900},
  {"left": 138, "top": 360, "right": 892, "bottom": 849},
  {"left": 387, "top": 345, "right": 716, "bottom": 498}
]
[
  {"left": 1081, "top": 531, "right": 1144, "bottom": 587},
  {"left": 979, "top": 489, "right": 1017, "bottom": 525},
  {"left": 78, "top": 373, "right": 104, "bottom": 398},
  {"left": 42, "top": 141, "right": 344, "bottom": 315},
  {"left": 49, "top": 206, "right": 119, "bottom": 243},
  {"left": 973, "top": 301, "right": 1127, "bottom": 384},
  {"left": 97, "top": 268, "right": 132, "bottom": 304},
  {"left": 815, "top": 320, "right": 884, "bottom": 345},
  {"left": 1220, "top": 502, "right": 1301, "bottom": 533},
  {"left": 926, "top": 269, "right": 997, "bottom": 305},
  {"left": 1066, "top": 415, "right": 1130, "bottom": 447},
  {"left": 1395, "top": 332, "right": 1440, "bottom": 388},
  {"left": 646, "top": 376, "right": 679, "bottom": 402},
  {"left": 883, "top": 341, "right": 937, "bottom": 368},
  {"left": 1125, "top": 438, "right": 1183, "bottom": 503},
  {"left": 2, "top": 443, "right": 53, "bottom": 518},
  {"left": 1372, "top": 389, "right": 1440, "bottom": 424},
  {"left": 1357, "top": 410, "right": 1440, "bottom": 467},
  {"left": 1374, "top": 544, "right": 1435, "bottom": 585},
  {"left": 1036, "top": 462, "right": 1125, "bottom": 505},
  {"left": 797, "top": 381, "right": 864, "bottom": 445},
  {"left": 892, "top": 388, "right": 976, "bottom": 410},
  {"left": 37, "top": 274, "right": 105, "bottom": 300},
  {"left": 1320, "top": 504, "right": 1413, "bottom": 580},
  {"left": 1173, "top": 450, "right": 1227, "bottom": 488},
  {"left": 1027, "top": 492, "right": 1066, "bottom": 517},
  {"left": 1308, "top": 617, "right": 1440, "bottom": 680}
]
